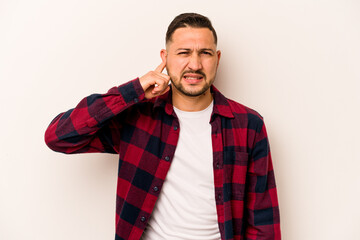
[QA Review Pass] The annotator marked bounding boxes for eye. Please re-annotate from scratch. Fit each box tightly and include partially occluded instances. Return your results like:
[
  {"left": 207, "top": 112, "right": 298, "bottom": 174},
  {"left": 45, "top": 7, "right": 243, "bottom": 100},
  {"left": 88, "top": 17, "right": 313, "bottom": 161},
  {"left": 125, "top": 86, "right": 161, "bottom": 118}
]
[
  {"left": 178, "top": 52, "right": 189, "bottom": 55},
  {"left": 201, "top": 51, "right": 213, "bottom": 56}
]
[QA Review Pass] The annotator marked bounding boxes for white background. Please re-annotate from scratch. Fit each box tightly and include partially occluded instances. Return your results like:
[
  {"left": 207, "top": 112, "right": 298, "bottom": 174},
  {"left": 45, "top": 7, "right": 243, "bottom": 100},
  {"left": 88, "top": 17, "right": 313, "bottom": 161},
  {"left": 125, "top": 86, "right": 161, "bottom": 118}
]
[{"left": 1, "top": 0, "right": 359, "bottom": 239}]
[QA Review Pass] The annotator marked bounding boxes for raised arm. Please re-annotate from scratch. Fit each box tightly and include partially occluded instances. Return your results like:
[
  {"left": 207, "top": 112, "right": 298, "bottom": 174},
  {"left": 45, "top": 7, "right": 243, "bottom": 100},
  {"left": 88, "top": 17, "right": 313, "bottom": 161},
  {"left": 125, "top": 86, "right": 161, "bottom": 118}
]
[
  {"left": 44, "top": 78, "right": 145, "bottom": 154},
  {"left": 44, "top": 61, "right": 170, "bottom": 154}
]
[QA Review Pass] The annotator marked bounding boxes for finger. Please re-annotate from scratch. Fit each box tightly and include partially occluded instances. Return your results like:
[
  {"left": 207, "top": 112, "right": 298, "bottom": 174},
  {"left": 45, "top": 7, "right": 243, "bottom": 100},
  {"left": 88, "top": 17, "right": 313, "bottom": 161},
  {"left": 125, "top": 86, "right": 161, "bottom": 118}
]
[
  {"left": 154, "top": 60, "right": 166, "bottom": 73},
  {"left": 159, "top": 72, "right": 170, "bottom": 79},
  {"left": 152, "top": 79, "right": 168, "bottom": 94},
  {"left": 152, "top": 85, "right": 170, "bottom": 96},
  {"left": 161, "top": 85, "right": 171, "bottom": 95},
  {"left": 152, "top": 72, "right": 170, "bottom": 85}
]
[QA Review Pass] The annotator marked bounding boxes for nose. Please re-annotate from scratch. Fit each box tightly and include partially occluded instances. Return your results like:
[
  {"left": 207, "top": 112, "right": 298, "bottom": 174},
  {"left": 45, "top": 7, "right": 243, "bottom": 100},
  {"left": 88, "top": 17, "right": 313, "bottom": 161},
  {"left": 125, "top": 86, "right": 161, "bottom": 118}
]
[{"left": 187, "top": 54, "right": 202, "bottom": 71}]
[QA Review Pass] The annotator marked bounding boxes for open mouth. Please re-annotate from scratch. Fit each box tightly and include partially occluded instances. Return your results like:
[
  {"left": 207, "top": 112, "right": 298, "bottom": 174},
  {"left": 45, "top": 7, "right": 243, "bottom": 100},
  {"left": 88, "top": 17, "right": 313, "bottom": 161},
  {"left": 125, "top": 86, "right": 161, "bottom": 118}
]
[{"left": 183, "top": 73, "right": 204, "bottom": 84}]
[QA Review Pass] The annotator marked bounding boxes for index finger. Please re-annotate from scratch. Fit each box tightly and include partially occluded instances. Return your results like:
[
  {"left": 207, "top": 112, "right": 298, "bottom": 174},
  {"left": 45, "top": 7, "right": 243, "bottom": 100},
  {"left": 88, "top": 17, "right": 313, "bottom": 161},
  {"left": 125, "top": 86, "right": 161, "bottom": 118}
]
[{"left": 154, "top": 60, "right": 166, "bottom": 73}]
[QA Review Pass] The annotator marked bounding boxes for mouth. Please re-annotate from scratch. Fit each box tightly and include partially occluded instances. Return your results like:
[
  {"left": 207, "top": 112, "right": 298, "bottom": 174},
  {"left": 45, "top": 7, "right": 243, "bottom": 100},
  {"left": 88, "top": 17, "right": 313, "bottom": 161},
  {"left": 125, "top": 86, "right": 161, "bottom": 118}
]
[{"left": 182, "top": 73, "right": 204, "bottom": 84}]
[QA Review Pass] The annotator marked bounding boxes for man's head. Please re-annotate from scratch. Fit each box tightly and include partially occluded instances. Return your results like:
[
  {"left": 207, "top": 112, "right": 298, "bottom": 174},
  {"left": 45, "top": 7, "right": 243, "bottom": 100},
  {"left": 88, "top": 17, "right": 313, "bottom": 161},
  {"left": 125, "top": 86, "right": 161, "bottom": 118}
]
[
  {"left": 161, "top": 13, "right": 221, "bottom": 98},
  {"left": 165, "top": 13, "right": 218, "bottom": 46}
]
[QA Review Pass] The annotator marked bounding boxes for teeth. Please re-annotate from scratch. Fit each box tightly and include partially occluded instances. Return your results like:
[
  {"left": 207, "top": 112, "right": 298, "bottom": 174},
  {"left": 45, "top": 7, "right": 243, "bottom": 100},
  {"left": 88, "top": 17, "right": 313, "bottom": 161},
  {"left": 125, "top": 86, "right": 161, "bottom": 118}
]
[{"left": 185, "top": 77, "right": 201, "bottom": 80}]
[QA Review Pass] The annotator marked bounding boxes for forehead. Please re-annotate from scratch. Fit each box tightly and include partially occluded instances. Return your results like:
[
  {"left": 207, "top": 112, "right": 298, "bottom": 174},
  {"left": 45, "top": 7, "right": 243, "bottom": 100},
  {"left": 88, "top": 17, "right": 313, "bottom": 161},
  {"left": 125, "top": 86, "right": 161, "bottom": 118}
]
[{"left": 167, "top": 27, "right": 216, "bottom": 49}]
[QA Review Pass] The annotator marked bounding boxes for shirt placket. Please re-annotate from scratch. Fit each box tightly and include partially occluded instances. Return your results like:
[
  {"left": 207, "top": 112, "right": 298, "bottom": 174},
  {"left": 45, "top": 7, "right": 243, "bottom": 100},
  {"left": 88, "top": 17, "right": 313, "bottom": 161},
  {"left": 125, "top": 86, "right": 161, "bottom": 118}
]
[
  {"left": 132, "top": 116, "right": 181, "bottom": 240},
  {"left": 211, "top": 117, "right": 225, "bottom": 239}
]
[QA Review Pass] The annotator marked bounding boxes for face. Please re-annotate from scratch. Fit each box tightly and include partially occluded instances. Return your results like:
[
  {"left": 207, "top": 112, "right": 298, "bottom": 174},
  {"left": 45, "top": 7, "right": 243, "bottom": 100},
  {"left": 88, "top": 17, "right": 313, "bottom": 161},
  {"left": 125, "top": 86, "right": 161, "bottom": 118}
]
[{"left": 161, "top": 27, "right": 221, "bottom": 97}]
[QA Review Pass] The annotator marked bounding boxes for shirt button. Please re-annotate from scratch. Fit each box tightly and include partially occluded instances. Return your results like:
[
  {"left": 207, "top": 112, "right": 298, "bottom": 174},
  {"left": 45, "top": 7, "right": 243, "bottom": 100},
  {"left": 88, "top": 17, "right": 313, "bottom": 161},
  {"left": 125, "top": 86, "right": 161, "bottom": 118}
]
[
  {"left": 140, "top": 216, "right": 146, "bottom": 222},
  {"left": 216, "top": 163, "right": 220, "bottom": 168},
  {"left": 153, "top": 186, "right": 159, "bottom": 192},
  {"left": 164, "top": 156, "right": 170, "bottom": 161},
  {"left": 218, "top": 194, "right": 222, "bottom": 200},
  {"left": 134, "top": 98, "right": 139, "bottom": 103},
  {"left": 173, "top": 126, "right": 178, "bottom": 131}
]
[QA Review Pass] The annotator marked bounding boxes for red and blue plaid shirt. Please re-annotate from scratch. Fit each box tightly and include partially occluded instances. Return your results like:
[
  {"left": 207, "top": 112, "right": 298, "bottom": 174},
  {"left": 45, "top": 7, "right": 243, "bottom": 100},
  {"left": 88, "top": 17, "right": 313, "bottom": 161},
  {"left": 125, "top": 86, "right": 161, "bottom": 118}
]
[{"left": 45, "top": 78, "right": 281, "bottom": 240}]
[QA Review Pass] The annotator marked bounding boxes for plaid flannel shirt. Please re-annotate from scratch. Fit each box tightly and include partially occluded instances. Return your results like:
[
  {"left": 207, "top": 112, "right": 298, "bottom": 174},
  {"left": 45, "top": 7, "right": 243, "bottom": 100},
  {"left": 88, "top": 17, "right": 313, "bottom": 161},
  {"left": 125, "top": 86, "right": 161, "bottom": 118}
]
[{"left": 45, "top": 78, "right": 281, "bottom": 240}]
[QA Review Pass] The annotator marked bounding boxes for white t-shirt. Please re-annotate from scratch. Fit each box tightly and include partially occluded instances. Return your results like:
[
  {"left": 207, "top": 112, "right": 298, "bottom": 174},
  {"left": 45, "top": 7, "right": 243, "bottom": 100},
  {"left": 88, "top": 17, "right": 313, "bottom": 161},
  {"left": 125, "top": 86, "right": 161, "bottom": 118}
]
[{"left": 141, "top": 101, "right": 221, "bottom": 240}]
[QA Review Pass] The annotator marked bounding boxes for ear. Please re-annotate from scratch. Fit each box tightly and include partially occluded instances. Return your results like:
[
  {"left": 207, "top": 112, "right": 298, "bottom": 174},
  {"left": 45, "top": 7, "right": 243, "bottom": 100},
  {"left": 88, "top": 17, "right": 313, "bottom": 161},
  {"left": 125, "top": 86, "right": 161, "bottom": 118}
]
[
  {"left": 216, "top": 50, "right": 221, "bottom": 68},
  {"left": 160, "top": 49, "right": 167, "bottom": 63}
]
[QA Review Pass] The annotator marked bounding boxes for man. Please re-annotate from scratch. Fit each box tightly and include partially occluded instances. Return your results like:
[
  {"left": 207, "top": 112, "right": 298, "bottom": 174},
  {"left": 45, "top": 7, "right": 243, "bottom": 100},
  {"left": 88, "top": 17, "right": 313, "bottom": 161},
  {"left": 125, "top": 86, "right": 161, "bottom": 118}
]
[{"left": 45, "top": 13, "right": 281, "bottom": 240}]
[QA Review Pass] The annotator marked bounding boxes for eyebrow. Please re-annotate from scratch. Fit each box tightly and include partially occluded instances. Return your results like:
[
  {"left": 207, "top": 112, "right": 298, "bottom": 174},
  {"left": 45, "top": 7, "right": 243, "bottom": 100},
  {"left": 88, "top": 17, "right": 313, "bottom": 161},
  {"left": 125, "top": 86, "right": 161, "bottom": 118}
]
[{"left": 176, "top": 48, "right": 215, "bottom": 53}]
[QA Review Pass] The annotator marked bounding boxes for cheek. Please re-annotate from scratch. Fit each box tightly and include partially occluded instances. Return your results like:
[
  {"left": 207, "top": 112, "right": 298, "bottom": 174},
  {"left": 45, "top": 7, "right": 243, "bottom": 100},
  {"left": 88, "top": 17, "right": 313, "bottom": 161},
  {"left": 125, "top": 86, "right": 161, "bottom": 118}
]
[
  {"left": 204, "top": 59, "right": 219, "bottom": 73},
  {"left": 167, "top": 57, "right": 188, "bottom": 72}
]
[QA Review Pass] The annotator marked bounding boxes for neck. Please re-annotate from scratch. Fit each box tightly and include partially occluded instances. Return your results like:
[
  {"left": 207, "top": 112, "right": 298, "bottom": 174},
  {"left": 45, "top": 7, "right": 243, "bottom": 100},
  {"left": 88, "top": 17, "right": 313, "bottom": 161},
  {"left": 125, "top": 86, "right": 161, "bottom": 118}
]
[{"left": 171, "top": 87, "right": 213, "bottom": 112}]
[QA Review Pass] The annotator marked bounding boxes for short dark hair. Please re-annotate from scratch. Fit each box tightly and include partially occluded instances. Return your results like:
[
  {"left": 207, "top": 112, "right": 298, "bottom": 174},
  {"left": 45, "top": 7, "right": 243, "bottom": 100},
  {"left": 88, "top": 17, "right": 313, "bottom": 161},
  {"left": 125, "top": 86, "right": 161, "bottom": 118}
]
[{"left": 166, "top": 13, "right": 217, "bottom": 45}]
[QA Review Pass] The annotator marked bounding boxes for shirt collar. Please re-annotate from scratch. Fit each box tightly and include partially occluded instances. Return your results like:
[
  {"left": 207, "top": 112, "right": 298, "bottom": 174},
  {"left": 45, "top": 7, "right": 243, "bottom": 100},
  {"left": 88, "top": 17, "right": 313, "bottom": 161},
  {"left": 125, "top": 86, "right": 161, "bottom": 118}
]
[{"left": 153, "top": 85, "right": 234, "bottom": 119}]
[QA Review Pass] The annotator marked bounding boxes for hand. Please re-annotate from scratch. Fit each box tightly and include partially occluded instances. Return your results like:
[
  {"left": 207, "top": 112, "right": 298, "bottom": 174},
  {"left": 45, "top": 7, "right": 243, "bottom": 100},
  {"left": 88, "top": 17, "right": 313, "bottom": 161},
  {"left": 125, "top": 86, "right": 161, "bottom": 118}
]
[{"left": 139, "top": 60, "right": 171, "bottom": 99}]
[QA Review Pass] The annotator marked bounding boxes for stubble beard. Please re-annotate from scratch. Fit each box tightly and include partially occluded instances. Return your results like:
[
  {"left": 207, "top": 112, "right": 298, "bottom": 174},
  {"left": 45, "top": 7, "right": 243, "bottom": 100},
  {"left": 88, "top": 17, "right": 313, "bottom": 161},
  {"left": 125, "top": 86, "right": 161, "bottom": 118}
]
[{"left": 169, "top": 71, "right": 214, "bottom": 97}]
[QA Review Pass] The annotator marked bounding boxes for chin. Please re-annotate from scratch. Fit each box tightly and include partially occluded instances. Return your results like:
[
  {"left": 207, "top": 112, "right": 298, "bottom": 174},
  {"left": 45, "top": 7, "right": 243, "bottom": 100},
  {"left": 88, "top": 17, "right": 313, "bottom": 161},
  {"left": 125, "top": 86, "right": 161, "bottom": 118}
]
[{"left": 176, "top": 84, "right": 211, "bottom": 97}]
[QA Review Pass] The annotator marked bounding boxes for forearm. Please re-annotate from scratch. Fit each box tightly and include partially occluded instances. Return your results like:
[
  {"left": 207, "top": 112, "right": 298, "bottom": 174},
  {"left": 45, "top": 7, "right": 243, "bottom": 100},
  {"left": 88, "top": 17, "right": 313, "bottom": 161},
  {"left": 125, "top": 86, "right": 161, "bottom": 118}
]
[{"left": 44, "top": 78, "right": 145, "bottom": 154}]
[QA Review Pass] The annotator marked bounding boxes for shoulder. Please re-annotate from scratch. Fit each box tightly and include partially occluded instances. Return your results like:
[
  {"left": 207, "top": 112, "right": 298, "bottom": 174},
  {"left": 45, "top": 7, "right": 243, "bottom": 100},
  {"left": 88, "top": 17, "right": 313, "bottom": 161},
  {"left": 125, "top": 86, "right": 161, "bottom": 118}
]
[
  {"left": 227, "top": 98, "right": 263, "bottom": 118},
  {"left": 226, "top": 97, "right": 265, "bottom": 132},
  {"left": 212, "top": 85, "right": 265, "bottom": 130}
]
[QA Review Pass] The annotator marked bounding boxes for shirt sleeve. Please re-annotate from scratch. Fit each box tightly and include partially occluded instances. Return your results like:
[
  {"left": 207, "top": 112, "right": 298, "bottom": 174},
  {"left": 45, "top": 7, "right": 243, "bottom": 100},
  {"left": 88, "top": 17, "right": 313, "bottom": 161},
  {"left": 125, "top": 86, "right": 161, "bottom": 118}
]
[
  {"left": 44, "top": 78, "right": 145, "bottom": 154},
  {"left": 245, "top": 118, "right": 281, "bottom": 239}
]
